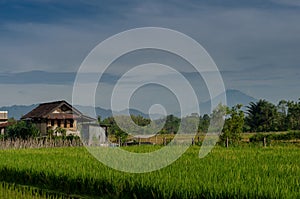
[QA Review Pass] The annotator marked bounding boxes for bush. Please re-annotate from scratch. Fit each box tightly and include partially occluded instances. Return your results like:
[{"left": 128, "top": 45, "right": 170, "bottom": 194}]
[
  {"left": 6, "top": 121, "right": 40, "bottom": 140},
  {"left": 249, "top": 131, "right": 300, "bottom": 143},
  {"left": 65, "top": 134, "right": 80, "bottom": 141}
]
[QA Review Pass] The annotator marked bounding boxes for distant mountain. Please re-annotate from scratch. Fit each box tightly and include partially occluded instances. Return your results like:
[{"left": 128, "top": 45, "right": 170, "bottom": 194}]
[
  {"left": 0, "top": 104, "right": 149, "bottom": 120},
  {"left": 0, "top": 89, "right": 257, "bottom": 119},
  {"left": 226, "top": 89, "right": 257, "bottom": 107},
  {"left": 199, "top": 89, "right": 258, "bottom": 114},
  {"left": 74, "top": 106, "right": 149, "bottom": 119},
  {"left": 0, "top": 104, "right": 38, "bottom": 119},
  {"left": 74, "top": 105, "right": 112, "bottom": 119}
]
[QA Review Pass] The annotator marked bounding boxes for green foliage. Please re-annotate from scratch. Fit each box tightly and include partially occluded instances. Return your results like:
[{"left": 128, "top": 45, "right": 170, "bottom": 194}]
[
  {"left": 246, "top": 100, "right": 278, "bottom": 132},
  {"left": 131, "top": 115, "right": 151, "bottom": 126},
  {"left": 54, "top": 127, "right": 66, "bottom": 137},
  {"left": 286, "top": 100, "right": 300, "bottom": 130},
  {"left": 102, "top": 116, "right": 128, "bottom": 143},
  {"left": 102, "top": 114, "right": 181, "bottom": 137},
  {"left": 47, "top": 128, "right": 54, "bottom": 138},
  {"left": 250, "top": 131, "right": 300, "bottom": 143},
  {"left": 97, "top": 97, "right": 300, "bottom": 136},
  {"left": 65, "top": 134, "right": 80, "bottom": 141},
  {"left": 276, "top": 100, "right": 288, "bottom": 131},
  {"left": 209, "top": 103, "right": 227, "bottom": 132},
  {"left": 6, "top": 121, "right": 40, "bottom": 140},
  {"left": 154, "top": 114, "right": 181, "bottom": 134},
  {"left": 198, "top": 114, "right": 210, "bottom": 133},
  {"left": 0, "top": 146, "right": 299, "bottom": 198},
  {"left": 221, "top": 104, "right": 244, "bottom": 144}
]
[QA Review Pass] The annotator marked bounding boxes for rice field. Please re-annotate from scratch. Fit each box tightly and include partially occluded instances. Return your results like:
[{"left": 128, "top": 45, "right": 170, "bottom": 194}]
[
  {"left": 0, "top": 182, "right": 73, "bottom": 199},
  {"left": 0, "top": 145, "right": 299, "bottom": 198}
]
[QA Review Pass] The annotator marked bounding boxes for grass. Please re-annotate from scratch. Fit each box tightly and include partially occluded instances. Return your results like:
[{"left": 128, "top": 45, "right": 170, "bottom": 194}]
[
  {"left": 0, "top": 182, "right": 72, "bottom": 199},
  {"left": 0, "top": 145, "right": 299, "bottom": 198}
]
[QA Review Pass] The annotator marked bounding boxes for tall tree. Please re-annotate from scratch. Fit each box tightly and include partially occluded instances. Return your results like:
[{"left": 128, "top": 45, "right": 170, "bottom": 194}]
[
  {"left": 162, "top": 115, "right": 180, "bottom": 134},
  {"left": 221, "top": 104, "right": 244, "bottom": 144},
  {"left": 198, "top": 114, "right": 210, "bottom": 133},
  {"left": 246, "top": 99, "right": 278, "bottom": 132},
  {"left": 287, "top": 100, "right": 300, "bottom": 130},
  {"left": 277, "top": 100, "right": 288, "bottom": 131}
]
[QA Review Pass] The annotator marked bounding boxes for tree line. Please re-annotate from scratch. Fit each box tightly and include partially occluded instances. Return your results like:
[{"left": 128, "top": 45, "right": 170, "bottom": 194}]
[
  {"left": 100, "top": 99, "right": 300, "bottom": 142},
  {"left": 3, "top": 98, "right": 300, "bottom": 142}
]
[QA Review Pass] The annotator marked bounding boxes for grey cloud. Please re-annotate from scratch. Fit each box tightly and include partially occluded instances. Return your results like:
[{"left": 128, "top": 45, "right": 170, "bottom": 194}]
[
  {"left": 0, "top": 71, "right": 120, "bottom": 85},
  {"left": 0, "top": 0, "right": 299, "bottom": 106}
]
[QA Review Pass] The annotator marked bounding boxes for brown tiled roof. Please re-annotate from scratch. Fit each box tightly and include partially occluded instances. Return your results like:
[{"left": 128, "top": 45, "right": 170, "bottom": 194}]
[
  {"left": 0, "top": 122, "right": 13, "bottom": 128},
  {"left": 21, "top": 100, "right": 82, "bottom": 119}
]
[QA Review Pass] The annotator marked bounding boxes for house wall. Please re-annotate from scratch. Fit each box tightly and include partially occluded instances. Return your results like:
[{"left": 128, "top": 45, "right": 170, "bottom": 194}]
[
  {"left": 35, "top": 121, "right": 47, "bottom": 136},
  {"left": 46, "top": 119, "right": 77, "bottom": 131}
]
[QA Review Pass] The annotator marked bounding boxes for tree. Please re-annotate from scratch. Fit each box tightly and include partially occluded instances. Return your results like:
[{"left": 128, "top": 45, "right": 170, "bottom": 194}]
[
  {"left": 277, "top": 100, "right": 288, "bottom": 131},
  {"left": 198, "top": 114, "right": 210, "bottom": 133},
  {"left": 97, "top": 116, "right": 102, "bottom": 125},
  {"left": 131, "top": 115, "right": 151, "bottom": 126},
  {"left": 164, "top": 115, "right": 180, "bottom": 134},
  {"left": 220, "top": 104, "right": 244, "bottom": 145},
  {"left": 157, "top": 115, "right": 180, "bottom": 134},
  {"left": 287, "top": 100, "right": 300, "bottom": 130},
  {"left": 102, "top": 116, "right": 128, "bottom": 144},
  {"left": 6, "top": 121, "right": 40, "bottom": 140},
  {"left": 209, "top": 103, "right": 227, "bottom": 133},
  {"left": 246, "top": 100, "right": 278, "bottom": 132}
]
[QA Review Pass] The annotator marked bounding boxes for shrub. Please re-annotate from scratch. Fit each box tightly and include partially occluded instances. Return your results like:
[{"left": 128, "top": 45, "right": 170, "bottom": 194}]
[
  {"left": 249, "top": 131, "right": 300, "bottom": 143},
  {"left": 6, "top": 121, "right": 40, "bottom": 140}
]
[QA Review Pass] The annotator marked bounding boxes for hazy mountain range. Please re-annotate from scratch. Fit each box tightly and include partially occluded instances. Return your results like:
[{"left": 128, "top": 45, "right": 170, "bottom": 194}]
[{"left": 0, "top": 89, "right": 257, "bottom": 120}]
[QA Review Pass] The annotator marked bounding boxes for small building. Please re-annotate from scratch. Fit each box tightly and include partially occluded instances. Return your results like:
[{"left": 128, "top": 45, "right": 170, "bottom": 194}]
[
  {"left": 80, "top": 123, "right": 108, "bottom": 146},
  {"left": 0, "top": 111, "right": 8, "bottom": 124},
  {"left": 0, "top": 111, "right": 8, "bottom": 135},
  {"left": 21, "top": 100, "right": 96, "bottom": 136}
]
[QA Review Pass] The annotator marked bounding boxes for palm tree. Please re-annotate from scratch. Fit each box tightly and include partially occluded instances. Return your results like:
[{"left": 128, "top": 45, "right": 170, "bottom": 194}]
[{"left": 246, "top": 100, "right": 278, "bottom": 132}]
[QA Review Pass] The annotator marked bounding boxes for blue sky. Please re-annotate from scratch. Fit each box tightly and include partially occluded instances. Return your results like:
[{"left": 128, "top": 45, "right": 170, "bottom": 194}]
[{"left": 0, "top": 0, "right": 299, "bottom": 109}]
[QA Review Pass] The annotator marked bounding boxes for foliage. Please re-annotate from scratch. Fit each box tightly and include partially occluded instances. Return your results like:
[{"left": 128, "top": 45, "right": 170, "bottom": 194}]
[
  {"left": 161, "top": 114, "right": 180, "bottom": 134},
  {"left": 246, "top": 100, "right": 278, "bottom": 132},
  {"left": 198, "top": 114, "right": 210, "bottom": 133},
  {"left": 97, "top": 98, "right": 300, "bottom": 137},
  {"left": 102, "top": 114, "right": 181, "bottom": 137},
  {"left": 102, "top": 116, "right": 128, "bottom": 143},
  {"left": 221, "top": 104, "right": 244, "bottom": 144},
  {"left": 54, "top": 127, "right": 66, "bottom": 137},
  {"left": 276, "top": 100, "right": 288, "bottom": 131},
  {"left": 250, "top": 131, "right": 300, "bottom": 143},
  {"left": 6, "top": 121, "right": 40, "bottom": 140},
  {"left": 0, "top": 146, "right": 299, "bottom": 198},
  {"left": 286, "top": 100, "right": 300, "bottom": 130},
  {"left": 65, "top": 134, "right": 80, "bottom": 141},
  {"left": 209, "top": 103, "right": 226, "bottom": 132}
]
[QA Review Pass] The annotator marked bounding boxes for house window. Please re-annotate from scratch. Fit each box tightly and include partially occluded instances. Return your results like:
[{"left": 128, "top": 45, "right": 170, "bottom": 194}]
[
  {"left": 64, "top": 120, "right": 67, "bottom": 128},
  {"left": 57, "top": 120, "right": 61, "bottom": 127},
  {"left": 70, "top": 119, "right": 74, "bottom": 128},
  {"left": 51, "top": 120, "right": 54, "bottom": 126}
]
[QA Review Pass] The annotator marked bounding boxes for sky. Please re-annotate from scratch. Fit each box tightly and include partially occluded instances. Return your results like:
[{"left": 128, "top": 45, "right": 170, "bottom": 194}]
[{"left": 0, "top": 0, "right": 299, "bottom": 112}]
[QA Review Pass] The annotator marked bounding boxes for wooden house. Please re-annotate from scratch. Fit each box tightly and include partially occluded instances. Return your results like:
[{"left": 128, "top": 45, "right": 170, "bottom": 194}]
[{"left": 21, "top": 100, "right": 96, "bottom": 136}]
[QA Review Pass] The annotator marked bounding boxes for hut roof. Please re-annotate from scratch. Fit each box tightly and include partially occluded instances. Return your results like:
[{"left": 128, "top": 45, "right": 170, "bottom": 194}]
[{"left": 21, "top": 100, "right": 94, "bottom": 121}]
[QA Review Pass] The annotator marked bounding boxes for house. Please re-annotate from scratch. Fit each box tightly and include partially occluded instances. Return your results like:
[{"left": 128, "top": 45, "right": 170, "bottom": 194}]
[
  {"left": 0, "top": 111, "right": 8, "bottom": 135},
  {"left": 21, "top": 100, "right": 96, "bottom": 136}
]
